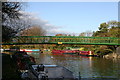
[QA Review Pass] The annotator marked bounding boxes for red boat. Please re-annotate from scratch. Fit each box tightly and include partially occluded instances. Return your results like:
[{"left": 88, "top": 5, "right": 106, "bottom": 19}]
[
  {"left": 52, "top": 50, "right": 95, "bottom": 56},
  {"left": 52, "top": 50, "right": 77, "bottom": 54},
  {"left": 79, "top": 51, "right": 94, "bottom": 56},
  {"left": 62, "top": 50, "right": 77, "bottom": 54},
  {"left": 52, "top": 50, "right": 64, "bottom": 54}
]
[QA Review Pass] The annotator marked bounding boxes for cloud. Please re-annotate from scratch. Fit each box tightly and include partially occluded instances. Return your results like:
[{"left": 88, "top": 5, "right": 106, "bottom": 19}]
[{"left": 20, "top": 11, "right": 79, "bottom": 36}]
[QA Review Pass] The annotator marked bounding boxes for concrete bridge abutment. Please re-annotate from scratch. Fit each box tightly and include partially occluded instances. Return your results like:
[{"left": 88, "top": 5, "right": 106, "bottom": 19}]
[{"left": 116, "top": 46, "right": 120, "bottom": 55}]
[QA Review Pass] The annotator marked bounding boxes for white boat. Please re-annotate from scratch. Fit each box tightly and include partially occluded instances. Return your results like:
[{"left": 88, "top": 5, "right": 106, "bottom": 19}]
[{"left": 20, "top": 49, "right": 40, "bottom": 52}]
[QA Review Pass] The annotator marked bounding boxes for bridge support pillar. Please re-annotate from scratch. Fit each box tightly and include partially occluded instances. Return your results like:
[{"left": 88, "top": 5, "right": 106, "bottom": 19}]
[{"left": 116, "top": 46, "right": 120, "bottom": 55}]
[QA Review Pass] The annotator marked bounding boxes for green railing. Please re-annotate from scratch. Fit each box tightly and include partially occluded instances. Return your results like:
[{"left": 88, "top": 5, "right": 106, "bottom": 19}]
[{"left": 2, "top": 36, "right": 120, "bottom": 45}]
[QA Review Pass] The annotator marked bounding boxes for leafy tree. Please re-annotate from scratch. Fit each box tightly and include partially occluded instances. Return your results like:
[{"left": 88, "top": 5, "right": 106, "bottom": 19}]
[
  {"left": 108, "top": 27, "right": 120, "bottom": 38},
  {"left": 93, "top": 22, "right": 109, "bottom": 37},
  {"left": 98, "top": 22, "right": 109, "bottom": 32},
  {"left": 2, "top": 25, "right": 17, "bottom": 42},
  {"left": 95, "top": 49, "right": 113, "bottom": 56},
  {"left": 93, "top": 21, "right": 120, "bottom": 37},
  {"left": 92, "top": 21, "right": 120, "bottom": 55}
]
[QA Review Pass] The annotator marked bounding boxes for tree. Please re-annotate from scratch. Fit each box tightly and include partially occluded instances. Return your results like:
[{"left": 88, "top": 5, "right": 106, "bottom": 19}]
[
  {"left": 2, "top": 25, "right": 17, "bottom": 42},
  {"left": 79, "top": 32, "right": 86, "bottom": 36},
  {"left": 86, "top": 31, "right": 93, "bottom": 37},
  {"left": 2, "top": 2, "right": 22, "bottom": 22},
  {"left": 79, "top": 31, "right": 93, "bottom": 37},
  {"left": 92, "top": 21, "right": 120, "bottom": 56},
  {"left": 68, "top": 34, "right": 72, "bottom": 36},
  {"left": 93, "top": 21, "right": 120, "bottom": 37},
  {"left": 108, "top": 20, "right": 119, "bottom": 28},
  {"left": 107, "top": 21, "right": 120, "bottom": 38},
  {"left": 20, "top": 26, "right": 46, "bottom": 36},
  {"left": 2, "top": 2, "right": 23, "bottom": 42},
  {"left": 55, "top": 34, "right": 67, "bottom": 36},
  {"left": 108, "top": 27, "right": 120, "bottom": 38},
  {"left": 93, "top": 22, "right": 109, "bottom": 37},
  {"left": 98, "top": 22, "right": 109, "bottom": 32}
]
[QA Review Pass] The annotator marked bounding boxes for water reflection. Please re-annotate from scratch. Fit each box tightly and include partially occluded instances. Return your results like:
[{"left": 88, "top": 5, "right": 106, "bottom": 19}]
[{"left": 28, "top": 52, "right": 120, "bottom": 79}]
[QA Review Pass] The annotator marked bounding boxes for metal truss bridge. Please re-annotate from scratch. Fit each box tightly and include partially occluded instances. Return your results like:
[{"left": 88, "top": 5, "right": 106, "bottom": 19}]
[{"left": 2, "top": 36, "right": 120, "bottom": 45}]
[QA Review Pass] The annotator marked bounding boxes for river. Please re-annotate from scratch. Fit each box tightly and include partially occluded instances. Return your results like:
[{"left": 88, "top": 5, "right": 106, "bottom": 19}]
[{"left": 28, "top": 52, "right": 120, "bottom": 79}]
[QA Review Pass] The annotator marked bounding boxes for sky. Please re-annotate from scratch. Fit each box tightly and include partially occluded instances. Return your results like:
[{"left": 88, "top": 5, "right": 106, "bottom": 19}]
[{"left": 24, "top": 2, "right": 118, "bottom": 36}]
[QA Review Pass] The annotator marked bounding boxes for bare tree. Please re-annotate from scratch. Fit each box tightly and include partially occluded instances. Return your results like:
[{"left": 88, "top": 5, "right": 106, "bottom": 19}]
[
  {"left": 20, "top": 26, "right": 46, "bottom": 36},
  {"left": 2, "top": 2, "right": 23, "bottom": 42},
  {"left": 86, "top": 30, "right": 93, "bottom": 37},
  {"left": 79, "top": 31, "right": 93, "bottom": 37},
  {"left": 2, "top": 2, "right": 30, "bottom": 42},
  {"left": 2, "top": 2, "right": 22, "bottom": 22},
  {"left": 79, "top": 32, "right": 86, "bottom": 36}
]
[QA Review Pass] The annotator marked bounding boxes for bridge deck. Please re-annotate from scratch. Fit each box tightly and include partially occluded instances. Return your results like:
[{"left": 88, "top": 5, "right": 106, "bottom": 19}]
[{"left": 2, "top": 36, "right": 120, "bottom": 45}]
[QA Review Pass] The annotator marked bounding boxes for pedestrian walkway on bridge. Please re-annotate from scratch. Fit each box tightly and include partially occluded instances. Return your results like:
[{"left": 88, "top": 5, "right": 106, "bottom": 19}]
[{"left": 2, "top": 36, "right": 120, "bottom": 45}]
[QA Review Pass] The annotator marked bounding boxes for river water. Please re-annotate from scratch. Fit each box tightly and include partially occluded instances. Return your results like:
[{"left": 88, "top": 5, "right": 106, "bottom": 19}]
[{"left": 28, "top": 52, "right": 120, "bottom": 79}]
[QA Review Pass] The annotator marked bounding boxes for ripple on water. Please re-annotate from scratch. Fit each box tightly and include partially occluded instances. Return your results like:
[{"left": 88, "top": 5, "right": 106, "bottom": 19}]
[{"left": 29, "top": 52, "right": 120, "bottom": 79}]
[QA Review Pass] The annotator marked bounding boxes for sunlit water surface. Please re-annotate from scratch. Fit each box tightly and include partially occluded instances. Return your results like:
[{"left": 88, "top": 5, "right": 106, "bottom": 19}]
[{"left": 28, "top": 52, "right": 120, "bottom": 79}]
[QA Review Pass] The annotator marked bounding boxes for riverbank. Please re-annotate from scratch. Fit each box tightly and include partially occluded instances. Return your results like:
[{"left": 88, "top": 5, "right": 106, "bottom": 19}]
[
  {"left": 103, "top": 47, "right": 120, "bottom": 59},
  {"left": 103, "top": 53, "right": 120, "bottom": 59}
]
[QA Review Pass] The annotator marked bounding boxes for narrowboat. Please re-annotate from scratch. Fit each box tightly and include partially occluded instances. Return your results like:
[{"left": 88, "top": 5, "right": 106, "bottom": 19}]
[
  {"left": 62, "top": 50, "right": 78, "bottom": 54},
  {"left": 52, "top": 50, "right": 98, "bottom": 57},
  {"left": 20, "top": 49, "right": 40, "bottom": 52},
  {"left": 52, "top": 50, "right": 78, "bottom": 55},
  {"left": 79, "top": 51, "right": 98, "bottom": 57},
  {"left": 52, "top": 50, "right": 64, "bottom": 54}
]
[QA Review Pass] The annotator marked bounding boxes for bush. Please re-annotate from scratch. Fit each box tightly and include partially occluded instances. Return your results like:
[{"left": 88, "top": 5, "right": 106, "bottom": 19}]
[
  {"left": 2, "top": 53, "right": 22, "bottom": 80},
  {"left": 96, "top": 49, "right": 113, "bottom": 56}
]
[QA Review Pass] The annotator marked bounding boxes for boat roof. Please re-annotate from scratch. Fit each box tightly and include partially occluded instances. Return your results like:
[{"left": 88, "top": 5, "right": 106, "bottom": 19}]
[
  {"left": 32, "top": 64, "right": 57, "bottom": 68},
  {"left": 30, "top": 64, "right": 74, "bottom": 79}
]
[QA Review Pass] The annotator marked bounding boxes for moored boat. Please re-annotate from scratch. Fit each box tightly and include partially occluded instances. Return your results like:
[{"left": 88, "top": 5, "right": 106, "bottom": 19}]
[
  {"left": 52, "top": 50, "right": 78, "bottom": 55},
  {"left": 52, "top": 50, "right": 98, "bottom": 57},
  {"left": 22, "top": 64, "right": 76, "bottom": 80},
  {"left": 79, "top": 51, "right": 93, "bottom": 56},
  {"left": 79, "top": 51, "right": 99, "bottom": 57},
  {"left": 52, "top": 50, "right": 64, "bottom": 54},
  {"left": 20, "top": 49, "right": 40, "bottom": 52},
  {"left": 62, "top": 50, "right": 77, "bottom": 54}
]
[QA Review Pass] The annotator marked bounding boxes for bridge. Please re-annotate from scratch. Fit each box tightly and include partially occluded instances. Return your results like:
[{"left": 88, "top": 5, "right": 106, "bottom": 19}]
[{"left": 2, "top": 36, "right": 120, "bottom": 45}]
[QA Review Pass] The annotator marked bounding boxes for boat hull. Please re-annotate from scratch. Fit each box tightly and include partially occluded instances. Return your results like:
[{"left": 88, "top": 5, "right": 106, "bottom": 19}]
[
  {"left": 24, "top": 64, "right": 75, "bottom": 80},
  {"left": 79, "top": 51, "right": 99, "bottom": 57},
  {"left": 52, "top": 50, "right": 77, "bottom": 55},
  {"left": 20, "top": 49, "right": 40, "bottom": 52},
  {"left": 52, "top": 50, "right": 98, "bottom": 57}
]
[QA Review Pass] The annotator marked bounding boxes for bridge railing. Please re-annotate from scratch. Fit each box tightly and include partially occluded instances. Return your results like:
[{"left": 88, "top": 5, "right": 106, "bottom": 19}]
[
  {"left": 49, "top": 36, "right": 120, "bottom": 45},
  {"left": 3, "top": 36, "right": 120, "bottom": 45}
]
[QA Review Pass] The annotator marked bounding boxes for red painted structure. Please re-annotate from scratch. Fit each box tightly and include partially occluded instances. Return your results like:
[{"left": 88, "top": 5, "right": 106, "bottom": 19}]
[
  {"left": 52, "top": 50, "right": 94, "bottom": 56},
  {"left": 79, "top": 51, "right": 93, "bottom": 56}
]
